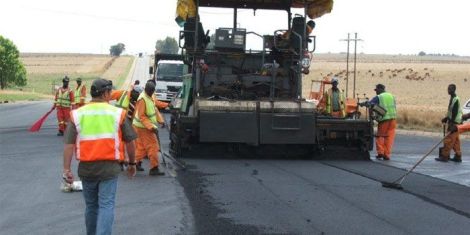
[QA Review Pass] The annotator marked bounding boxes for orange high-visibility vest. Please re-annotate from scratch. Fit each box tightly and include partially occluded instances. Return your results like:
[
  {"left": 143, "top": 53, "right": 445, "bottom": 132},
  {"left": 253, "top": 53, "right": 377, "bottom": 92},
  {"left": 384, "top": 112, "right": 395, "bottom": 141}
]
[{"left": 71, "top": 103, "right": 126, "bottom": 162}]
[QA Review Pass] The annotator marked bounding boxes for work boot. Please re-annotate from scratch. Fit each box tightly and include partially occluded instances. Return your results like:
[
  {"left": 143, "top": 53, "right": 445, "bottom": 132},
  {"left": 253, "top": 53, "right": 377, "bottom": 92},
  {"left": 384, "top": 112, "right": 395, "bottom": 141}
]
[
  {"left": 435, "top": 156, "right": 448, "bottom": 162},
  {"left": 375, "top": 154, "right": 384, "bottom": 159},
  {"left": 136, "top": 162, "right": 144, "bottom": 171},
  {"left": 149, "top": 166, "right": 165, "bottom": 176},
  {"left": 450, "top": 154, "right": 462, "bottom": 163},
  {"left": 57, "top": 131, "right": 64, "bottom": 136},
  {"left": 383, "top": 155, "right": 390, "bottom": 161}
]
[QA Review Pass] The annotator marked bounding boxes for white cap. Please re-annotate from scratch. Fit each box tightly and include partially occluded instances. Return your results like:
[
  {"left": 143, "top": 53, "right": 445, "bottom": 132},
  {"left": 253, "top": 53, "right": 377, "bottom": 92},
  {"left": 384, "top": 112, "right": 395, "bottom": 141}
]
[{"left": 331, "top": 77, "right": 339, "bottom": 83}]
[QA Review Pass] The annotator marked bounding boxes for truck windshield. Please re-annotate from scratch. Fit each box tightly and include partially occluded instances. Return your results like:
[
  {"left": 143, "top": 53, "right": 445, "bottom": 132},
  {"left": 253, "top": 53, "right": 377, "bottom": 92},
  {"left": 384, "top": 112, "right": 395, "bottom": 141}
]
[{"left": 157, "top": 63, "right": 184, "bottom": 82}]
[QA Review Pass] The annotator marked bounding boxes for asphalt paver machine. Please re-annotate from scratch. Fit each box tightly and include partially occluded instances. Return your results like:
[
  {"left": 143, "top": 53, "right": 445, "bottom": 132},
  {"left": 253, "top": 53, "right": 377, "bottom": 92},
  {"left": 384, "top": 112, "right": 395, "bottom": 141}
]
[{"left": 169, "top": 0, "right": 373, "bottom": 158}]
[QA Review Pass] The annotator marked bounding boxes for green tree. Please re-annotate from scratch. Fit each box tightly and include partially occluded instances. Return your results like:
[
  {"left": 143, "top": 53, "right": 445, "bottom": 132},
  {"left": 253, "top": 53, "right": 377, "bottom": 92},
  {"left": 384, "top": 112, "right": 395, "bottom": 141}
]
[
  {"left": 418, "top": 51, "right": 426, "bottom": 56},
  {"left": 155, "top": 37, "right": 179, "bottom": 54},
  {"left": 109, "top": 43, "right": 125, "bottom": 56},
  {"left": 0, "top": 36, "right": 27, "bottom": 89}
]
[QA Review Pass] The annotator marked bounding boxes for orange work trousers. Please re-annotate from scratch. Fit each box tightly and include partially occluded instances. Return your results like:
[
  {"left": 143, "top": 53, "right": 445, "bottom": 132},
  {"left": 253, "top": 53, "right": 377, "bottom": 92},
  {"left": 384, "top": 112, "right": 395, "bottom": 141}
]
[
  {"left": 376, "top": 119, "right": 397, "bottom": 159},
  {"left": 134, "top": 127, "right": 159, "bottom": 168},
  {"left": 56, "top": 106, "right": 71, "bottom": 132},
  {"left": 441, "top": 131, "right": 461, "bottom": 158}
]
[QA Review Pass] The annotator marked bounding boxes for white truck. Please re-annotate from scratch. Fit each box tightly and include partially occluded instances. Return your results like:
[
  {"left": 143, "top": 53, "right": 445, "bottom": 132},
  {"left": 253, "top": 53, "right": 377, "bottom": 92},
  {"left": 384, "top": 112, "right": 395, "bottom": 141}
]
[
  {"left": 154, "top": 60, "right": 185, "bottom": 102},
  {"left": 463, "top": 98, "right": 470, "bottom": 116}
]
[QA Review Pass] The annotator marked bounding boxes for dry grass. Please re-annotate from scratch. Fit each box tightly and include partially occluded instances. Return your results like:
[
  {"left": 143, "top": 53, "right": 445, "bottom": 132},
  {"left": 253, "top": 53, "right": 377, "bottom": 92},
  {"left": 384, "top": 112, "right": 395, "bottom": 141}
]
[
  {"left": 6, "top": 53, "right": 134, "bottom": 98},
  {"left": 304, "top": 54, "right": 470, "bottom": 131}
]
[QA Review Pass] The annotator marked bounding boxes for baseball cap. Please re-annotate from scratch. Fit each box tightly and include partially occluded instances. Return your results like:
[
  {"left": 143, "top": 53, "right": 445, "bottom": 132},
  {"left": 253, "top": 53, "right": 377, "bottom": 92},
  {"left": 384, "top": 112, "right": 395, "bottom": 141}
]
[
  {"left": 331, "top": 77, "right": 339, "bottom": 83},
  {"left": 91, "top": 79, "right": 113, "bottom": 94}
]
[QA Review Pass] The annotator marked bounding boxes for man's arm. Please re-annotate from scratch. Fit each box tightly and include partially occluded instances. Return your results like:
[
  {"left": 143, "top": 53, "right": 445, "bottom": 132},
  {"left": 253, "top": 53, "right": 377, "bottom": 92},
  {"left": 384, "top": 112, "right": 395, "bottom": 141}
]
[{"left": 80, "top": 86, "right": 86, "bottom": 104}]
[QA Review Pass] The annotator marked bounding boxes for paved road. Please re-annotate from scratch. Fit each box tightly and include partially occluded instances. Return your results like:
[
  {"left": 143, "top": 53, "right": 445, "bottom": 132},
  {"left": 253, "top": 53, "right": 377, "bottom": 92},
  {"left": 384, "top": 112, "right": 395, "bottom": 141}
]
[{"left": 1, "top": 57, "right": 470, "bottom": 234}]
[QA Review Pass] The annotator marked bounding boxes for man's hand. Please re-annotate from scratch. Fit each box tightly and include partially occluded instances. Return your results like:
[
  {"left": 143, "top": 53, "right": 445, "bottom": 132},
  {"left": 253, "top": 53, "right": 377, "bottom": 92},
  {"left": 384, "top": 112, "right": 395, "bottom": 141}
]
[
  {"left": 127, "top": 165, "right": 136, "bottom": 178},
  {"left": 441, "top": 117, "right": 448, "bottom": 124},
  {"left": 160, "top": 122, "right": 166, "bottom": 128},
  {"left": 62, "top": 170, "right": 74, "bottom": 184}
]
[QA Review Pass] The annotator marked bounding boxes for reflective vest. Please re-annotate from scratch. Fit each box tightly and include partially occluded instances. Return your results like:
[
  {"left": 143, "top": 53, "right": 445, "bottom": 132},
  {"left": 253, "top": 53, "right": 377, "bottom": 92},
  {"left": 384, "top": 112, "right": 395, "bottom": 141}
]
[
  {"left": 71, "top": 103, "right": 126, "bottom": 162},
  {"left": 378, "top": 92, "right": 397, "bottom": 121},
  {"left": 115, "top": 91, "right": 130, "bottom": 110},
  {"left": 326, "top": 88, "right": 345, "bottom": 117},
  {"left": 74, "top": 84, "right": 85, "bottom": 104},
  {"left": 447, "top": 96, "right": 463, "bottom": 124},
  {"left": 56, "top": 89, "right": 72, "bottom": 108},
  {"left": 133, "top": 93, "right": 157, "bottom": 129}
]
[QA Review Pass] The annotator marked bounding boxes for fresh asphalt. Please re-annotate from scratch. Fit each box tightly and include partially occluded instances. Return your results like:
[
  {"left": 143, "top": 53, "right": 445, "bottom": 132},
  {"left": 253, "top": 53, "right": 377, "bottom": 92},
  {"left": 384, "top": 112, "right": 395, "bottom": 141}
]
[{"left": 1, "top": 57, "right": 470, "bottom": 234}]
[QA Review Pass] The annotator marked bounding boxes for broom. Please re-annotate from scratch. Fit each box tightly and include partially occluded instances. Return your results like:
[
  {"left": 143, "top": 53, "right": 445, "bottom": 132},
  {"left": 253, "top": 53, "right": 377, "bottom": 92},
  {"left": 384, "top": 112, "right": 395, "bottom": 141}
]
[{"left": 29, "top": 107, "right": 55, "bottom": 132}]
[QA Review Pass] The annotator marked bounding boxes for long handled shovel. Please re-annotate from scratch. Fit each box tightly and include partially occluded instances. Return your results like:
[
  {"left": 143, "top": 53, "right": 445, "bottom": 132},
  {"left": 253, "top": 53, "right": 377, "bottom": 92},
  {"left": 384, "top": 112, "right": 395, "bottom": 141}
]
[{"left": 381, "top": 132, "right": 450, "bottom": 190}]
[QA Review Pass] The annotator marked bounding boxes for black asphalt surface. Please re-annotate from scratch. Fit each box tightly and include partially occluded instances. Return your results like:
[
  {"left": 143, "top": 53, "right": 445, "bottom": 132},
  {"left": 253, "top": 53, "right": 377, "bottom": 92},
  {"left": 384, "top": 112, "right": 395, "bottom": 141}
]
[{"left": 1, "top": 57, "right": 470, "bottom": 234}]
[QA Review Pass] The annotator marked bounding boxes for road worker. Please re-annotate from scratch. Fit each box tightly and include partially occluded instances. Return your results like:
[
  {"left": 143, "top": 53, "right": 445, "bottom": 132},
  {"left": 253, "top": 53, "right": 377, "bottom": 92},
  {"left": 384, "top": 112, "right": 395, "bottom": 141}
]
[
  {"left": 436, "top": 84, "right": 463, "bottom": 162},
  {"left": 73, "top": 77, "right": 86, "bottom": 109},
  {"left": 62, "top": 78, "right": 137, "bottom": 235},
  {"left": 54, "top": 76, "right": 74, "bottom": 136},
  {"left": 368, "top": 84, "right": 397, "bottom": 160},
  {"left": 132, "top": 80, "right": 166, "bottom": 175},
  {"left": 323, "top": 77, "right": 345, "bottom": 118}
]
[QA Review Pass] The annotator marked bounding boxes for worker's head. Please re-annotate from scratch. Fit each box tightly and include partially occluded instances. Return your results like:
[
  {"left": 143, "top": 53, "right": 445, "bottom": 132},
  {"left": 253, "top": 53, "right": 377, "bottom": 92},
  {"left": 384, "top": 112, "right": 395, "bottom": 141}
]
[
  {"left": 76, "top": 77, "right": 82, "bottom": 86},
  {"left": 91, "top": 79, "right": 113, "bottom": 100},
  {"left": 62, "top": 76, "right": 70, "bottom": 88},
  {"left": 144, "top": 80, "right": 156, "bottom": 97},
  {"left": 306, "top": 20, "right": 316, "bottom": 35},
  {"left": 331, "top": 77, "right": 339, "bottom": 88},
  {"left": 134, "top": 80, "right": 140, "bottom": 85},
  {"left": 374, "top": 84, "right": 385, "bottom": 95},
  {"left": 131, "top": 86, "right": 143, "bottom": 102},
  {"left": 448, "top": 84, "right": 456, "bottom": 95}
]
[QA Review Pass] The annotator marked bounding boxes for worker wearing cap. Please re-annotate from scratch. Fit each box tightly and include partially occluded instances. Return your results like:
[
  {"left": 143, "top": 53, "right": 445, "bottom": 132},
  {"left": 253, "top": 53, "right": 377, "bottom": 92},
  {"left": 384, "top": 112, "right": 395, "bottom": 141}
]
[
  {"left": 324, "top": 77, "right": 345, "bottom": 118},
  {"left": 54, "top": 76, "right": 74, "bottom": 136},
  {"left": 73, "top": 77, "right": 86, "bottom": 109},
  {"left": 62, "top": 78, "right": 137, "bottom": 235},
  {"left": 369, "top": 84, "right": 397, "bottom": 160},
  {"left": 436, "top": 84, "right": 463, "bottom": 162},
  {"left": 132, "top": 80, "right": 166, "bottom": 175}
]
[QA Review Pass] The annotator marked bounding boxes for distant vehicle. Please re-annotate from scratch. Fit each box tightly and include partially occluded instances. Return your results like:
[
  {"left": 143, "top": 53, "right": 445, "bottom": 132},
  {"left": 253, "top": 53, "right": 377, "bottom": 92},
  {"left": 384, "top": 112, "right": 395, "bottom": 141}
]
[
  {"left": 138, "top": 53, "right": 143, "bottom": 57},
  {"left": 463, "top": 98, "right": 470, "bottom": 116},
  {"left": 154, "top": 58, "right": 186, "bottom": 102}
]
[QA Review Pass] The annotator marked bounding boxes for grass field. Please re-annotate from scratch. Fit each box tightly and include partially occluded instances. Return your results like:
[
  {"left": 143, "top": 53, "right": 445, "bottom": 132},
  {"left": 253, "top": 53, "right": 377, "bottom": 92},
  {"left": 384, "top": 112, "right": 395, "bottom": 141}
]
[
  {"left": 305, "top": 54, "right": 470, "bottom": 131},
  {"left": 0, "top": 53, "right": 134, "bottom": 102}
]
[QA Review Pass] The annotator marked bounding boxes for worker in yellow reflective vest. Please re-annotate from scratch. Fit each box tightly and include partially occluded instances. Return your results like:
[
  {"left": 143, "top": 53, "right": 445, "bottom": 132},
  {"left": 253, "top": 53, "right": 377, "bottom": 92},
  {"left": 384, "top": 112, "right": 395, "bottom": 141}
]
[
  {"left": 368, "top": 84, "right": 397, "bottom": 161},
  {"left": 132, "top": 80, "right": 166, "bottom": 175},
  {"left": 54, "top": 76, "right": 74, "bottom": 136},
  {"left": 63, "top": 78, "right": 137, "bottom": 234},
  {"left": 73, "top": 77, "right": 86, "bottom": 109},
  {"left": 324, "top": 77, "right": 346, "bottom": 118},
  {"left": 436, "top": 84, "right": 463, "bottom": 163}
]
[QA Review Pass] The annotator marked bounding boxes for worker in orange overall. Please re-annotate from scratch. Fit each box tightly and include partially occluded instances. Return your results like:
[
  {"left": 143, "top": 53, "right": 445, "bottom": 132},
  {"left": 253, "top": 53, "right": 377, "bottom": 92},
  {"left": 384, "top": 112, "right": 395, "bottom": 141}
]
[
  {"left": 132, "top": 80, "right": 166, "bottom": 175},
  {"left": 367, "top": 84, "right": 397, "bottom": 160},
  {"left": 73, "top": 77, "right": 86, "bottom": 109},
  {"left": 323, "top": 77, "right": 345, "bottom": 118},
  {"left": 436, "top": 84, "right": 464, "bottom": 162},
  {"left": 54, "top": 76, "right": 74, "bottom": 136}
]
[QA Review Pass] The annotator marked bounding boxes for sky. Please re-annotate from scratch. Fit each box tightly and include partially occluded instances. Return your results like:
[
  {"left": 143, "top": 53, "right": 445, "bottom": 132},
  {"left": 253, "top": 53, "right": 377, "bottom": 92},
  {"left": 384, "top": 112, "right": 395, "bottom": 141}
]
[{"left": 1, "top": 0, "right": 470, "bottom": 56}]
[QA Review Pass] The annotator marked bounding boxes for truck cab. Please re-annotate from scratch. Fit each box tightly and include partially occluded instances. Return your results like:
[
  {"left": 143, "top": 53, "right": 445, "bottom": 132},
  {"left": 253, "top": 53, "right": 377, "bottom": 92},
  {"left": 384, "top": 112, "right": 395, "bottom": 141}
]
[{"left": 155, "top": 60, "right": 185, "bottom": 102}]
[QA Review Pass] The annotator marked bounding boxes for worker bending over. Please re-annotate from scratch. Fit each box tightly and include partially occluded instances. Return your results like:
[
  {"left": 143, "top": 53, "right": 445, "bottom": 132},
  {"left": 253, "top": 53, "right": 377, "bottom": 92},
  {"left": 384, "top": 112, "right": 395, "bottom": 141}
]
[{"left": 132, "top": 80, "right": 166, "bottom": 175}]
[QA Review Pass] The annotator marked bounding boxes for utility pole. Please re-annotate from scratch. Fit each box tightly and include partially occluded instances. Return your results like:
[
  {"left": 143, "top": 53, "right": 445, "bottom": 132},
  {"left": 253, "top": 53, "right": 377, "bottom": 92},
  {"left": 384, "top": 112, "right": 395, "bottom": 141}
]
[
  {"left": 340, "top": 33, "right": 350, "bottom": 97},
  {"left": 340, "top": 33, "right": 363, "bottom": 98}
]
